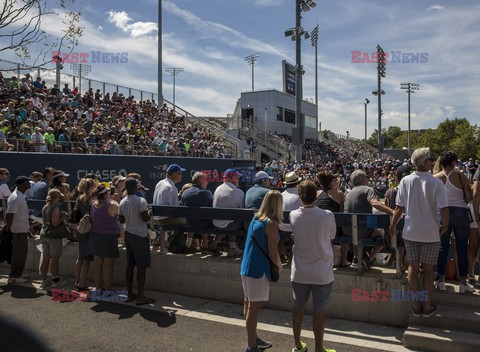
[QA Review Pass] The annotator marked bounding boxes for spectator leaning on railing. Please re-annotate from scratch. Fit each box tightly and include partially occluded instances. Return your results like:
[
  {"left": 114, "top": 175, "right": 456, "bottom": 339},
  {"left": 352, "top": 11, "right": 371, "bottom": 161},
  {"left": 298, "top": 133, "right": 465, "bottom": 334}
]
[
  {"left": 390, "top": 147, "right": 449, "bottom": 318},
  {"left": 213, "top": 169, "right": 244, "bottom": 257}
]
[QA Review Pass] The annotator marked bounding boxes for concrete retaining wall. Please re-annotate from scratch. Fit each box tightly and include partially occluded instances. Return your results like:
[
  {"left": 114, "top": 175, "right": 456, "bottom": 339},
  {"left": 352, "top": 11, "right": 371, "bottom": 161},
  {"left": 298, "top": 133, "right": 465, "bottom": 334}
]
[{"left": 2, "top": 239, "right": 410, "bottom": 327}]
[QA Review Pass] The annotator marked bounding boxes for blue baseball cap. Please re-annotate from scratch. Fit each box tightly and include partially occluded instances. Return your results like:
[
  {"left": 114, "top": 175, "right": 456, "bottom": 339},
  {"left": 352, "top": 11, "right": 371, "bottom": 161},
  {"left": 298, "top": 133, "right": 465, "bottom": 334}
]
[
  {"left": 166, "top": 164, "right": 186, "bottom": 174},
  {"left": 224, "top": 169, "right": 238, "bottom": 177}
]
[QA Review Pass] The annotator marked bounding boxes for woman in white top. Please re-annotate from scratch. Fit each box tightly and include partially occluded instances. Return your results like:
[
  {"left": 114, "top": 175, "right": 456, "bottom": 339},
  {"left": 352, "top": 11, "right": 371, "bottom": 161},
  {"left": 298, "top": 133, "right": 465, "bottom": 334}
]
[{"left": 433, "top": 151, "right": 475, "bottom": 293}]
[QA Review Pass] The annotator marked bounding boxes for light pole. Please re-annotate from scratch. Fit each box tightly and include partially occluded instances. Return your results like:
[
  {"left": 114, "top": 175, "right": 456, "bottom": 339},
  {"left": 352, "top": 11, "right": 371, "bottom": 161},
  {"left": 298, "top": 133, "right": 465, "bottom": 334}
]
[
  {"left": 285, "top": 0, "right": 316, "bottom": 161},
  {"left": 245, "top": 53, "right": 260, "bottom": 92},
  {"left": 310, "top": 24, "right": 319, "bottom": 107},
  {"left": 158, "top": 0, "right": 163, "bottom": 104},
  {"left": 375, "top": 45, "right": 386, "bottom": 154},
  {"left": 400, "top": 82, "right": 420, "bottom": 156},
  {"left": 164, "top": 67, "right": 183, "bottom": 108},
  {"left": 70, "top": 63, "right": 91, "bottom": 94},
  {"left": 364, "top": 98, "right": 370, "bottom": 141}
]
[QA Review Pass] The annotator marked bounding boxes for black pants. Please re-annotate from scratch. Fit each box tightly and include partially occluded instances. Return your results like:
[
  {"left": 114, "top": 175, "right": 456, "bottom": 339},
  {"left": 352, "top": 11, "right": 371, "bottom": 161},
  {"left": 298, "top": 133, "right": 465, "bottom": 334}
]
[{"left": 9, "top": 233, "right": 28, "bottom": 278}]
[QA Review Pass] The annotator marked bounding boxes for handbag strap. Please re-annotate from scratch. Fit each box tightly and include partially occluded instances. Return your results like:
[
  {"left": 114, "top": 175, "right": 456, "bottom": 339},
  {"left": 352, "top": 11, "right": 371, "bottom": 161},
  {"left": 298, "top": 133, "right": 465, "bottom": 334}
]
[
  {"left": 457, "top": 172, "right": 468, "bottom": 204},
  {"left": 250, "top": 219, "right": 276, "bottom": 267}
]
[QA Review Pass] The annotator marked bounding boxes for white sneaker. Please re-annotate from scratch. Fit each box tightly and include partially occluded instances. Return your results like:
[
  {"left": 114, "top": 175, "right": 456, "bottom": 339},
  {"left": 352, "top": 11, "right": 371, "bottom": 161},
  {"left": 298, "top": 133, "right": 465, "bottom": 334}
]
[
  {"left": 435, "top": 281, "right": 446, "bottom": 291},
  {"left": 459, "top": 282, "right": 475, "bottom": 294},
  {"left": 52, "top": 278, "right": 68, "bottom": 288},
  {"left": 7, "top": 277, "right": 29, "bottom": 284},
  {"left": 40, "top": 279, "right": 52, "bottom": 288},
  {"left": 227, "top": 248, "right": 243, "bottom": 257}
]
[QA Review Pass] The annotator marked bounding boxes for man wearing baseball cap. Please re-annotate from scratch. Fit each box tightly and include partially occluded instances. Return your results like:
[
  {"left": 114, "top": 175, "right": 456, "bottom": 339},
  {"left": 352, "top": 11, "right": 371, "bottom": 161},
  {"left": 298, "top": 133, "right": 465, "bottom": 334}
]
[
  {"left": 119, "top": 178, "right": 155, "bottom": 305},
  {"left": 5, "top": 176, "right": 31, "bottom": 284},
  {"left": 245, "top": 171, "right": 273, "bottom": 210},
  {"left": 152, "top": 164, "right": 187, "bottom": 248}
]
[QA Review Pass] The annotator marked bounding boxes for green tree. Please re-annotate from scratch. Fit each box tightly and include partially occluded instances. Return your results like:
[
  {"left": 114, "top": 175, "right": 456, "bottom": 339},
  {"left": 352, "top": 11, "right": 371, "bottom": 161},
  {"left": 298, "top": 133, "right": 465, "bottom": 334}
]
[{"left": 1, "top": 0, "right": 83, "bottom": 69}]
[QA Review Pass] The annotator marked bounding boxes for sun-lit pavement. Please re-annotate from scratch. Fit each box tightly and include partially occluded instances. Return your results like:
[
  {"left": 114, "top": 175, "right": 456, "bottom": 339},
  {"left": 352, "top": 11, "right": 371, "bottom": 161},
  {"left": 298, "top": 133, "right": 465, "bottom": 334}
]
[{"left": 0, "top": 269, "right": 409, "bottom": 352}]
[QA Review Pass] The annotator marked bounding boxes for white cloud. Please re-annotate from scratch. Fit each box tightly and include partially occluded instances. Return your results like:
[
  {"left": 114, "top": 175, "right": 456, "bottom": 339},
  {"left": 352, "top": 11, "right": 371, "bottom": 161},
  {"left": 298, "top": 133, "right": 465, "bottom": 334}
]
[
  {"left": 97, "top": 25, "right": 103, "bottom": 30},
  {"left": 427, "top": 5, "right": 445, "bottom": 11},
  {"left": 254, "top": 0, "right": 282, "bottom": 7},
  {"left": 163, "top": 1, "right": 286, "bottom": 57},
  {"left": 107, "top": 10, "right": 157, "bottom": 38}
]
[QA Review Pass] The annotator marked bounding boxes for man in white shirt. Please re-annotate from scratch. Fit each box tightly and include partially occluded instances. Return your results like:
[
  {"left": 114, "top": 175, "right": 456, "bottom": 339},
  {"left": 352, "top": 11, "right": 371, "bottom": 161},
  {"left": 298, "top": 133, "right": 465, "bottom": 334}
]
[
  {"left": 282, "top": 171, "right": 302, "bottom": 212},
  {"left": 390, "top": 147, "right": 449, "bottom": 318},
  {"left": 32, "top": 127, "right": 47, "bottom": 152},
  {"left": 5, "top": 176, "right": 31, "bottom": 284},
  {"left": 119, "top": 178, "right": 154, "bottom": 305},
  {"left": 289, "top": 180, "right": 336, "bottom": 352},
  {"left": 152, "top": 164, "right": 186, "bottom": 248},
  {"left": 0, "top": 168, "right": 11, "bottom": 199},
  {"left": 213, "top": 169, "right": 244, "bottom": 257}
]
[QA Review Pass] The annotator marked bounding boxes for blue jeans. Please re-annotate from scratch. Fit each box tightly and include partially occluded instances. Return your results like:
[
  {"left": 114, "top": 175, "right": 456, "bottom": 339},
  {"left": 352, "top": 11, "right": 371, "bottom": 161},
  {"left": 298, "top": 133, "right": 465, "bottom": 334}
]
[{"left": 437, "top": 207, "right": 470, "bottom": 278}]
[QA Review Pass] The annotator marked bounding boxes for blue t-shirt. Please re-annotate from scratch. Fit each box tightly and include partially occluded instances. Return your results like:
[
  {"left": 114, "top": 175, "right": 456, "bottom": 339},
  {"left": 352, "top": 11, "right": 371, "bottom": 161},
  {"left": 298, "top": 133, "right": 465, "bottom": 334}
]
[
  {"left": 244, "top": 184, "right": 270, "bottom": 209},
  {"left": 240, "top": 218, "right": 277, "bottom": 281}
]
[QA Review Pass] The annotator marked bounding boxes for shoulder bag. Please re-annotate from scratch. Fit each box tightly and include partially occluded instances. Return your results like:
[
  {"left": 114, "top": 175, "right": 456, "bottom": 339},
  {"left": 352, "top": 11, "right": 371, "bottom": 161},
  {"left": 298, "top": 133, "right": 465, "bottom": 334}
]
[
  {"left": 77, "top": 203, "right": 92, "bottom": 234},
  {"left": 44, "top": 206, "right": 71, "bottom": 238},
  {"left": 251, "top": 220, "right": 280, "bottom": 282}
]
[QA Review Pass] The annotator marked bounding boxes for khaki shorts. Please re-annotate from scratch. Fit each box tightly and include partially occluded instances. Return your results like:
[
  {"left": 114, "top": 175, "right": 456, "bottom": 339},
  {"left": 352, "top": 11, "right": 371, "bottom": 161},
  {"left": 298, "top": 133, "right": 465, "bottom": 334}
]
[{"left": 40, "top": 237, "right": 63, "bottom": 257}]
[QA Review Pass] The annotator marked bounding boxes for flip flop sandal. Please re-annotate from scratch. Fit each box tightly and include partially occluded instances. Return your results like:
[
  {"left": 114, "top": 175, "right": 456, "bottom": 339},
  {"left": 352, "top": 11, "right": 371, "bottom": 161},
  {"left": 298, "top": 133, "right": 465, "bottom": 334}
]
[
  {"left": 126, "top": 294, "right": 137, "bottom": 302},
  {"left": 136, "top": 297, "right": 155, "bottom": 306}
]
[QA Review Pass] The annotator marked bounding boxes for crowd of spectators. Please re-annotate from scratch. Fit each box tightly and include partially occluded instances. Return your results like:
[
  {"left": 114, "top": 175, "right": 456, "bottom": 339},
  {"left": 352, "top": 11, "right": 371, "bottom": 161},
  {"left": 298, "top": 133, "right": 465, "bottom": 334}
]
[{"left": 0, "top": 73, "right": 232, "bottom": 158}]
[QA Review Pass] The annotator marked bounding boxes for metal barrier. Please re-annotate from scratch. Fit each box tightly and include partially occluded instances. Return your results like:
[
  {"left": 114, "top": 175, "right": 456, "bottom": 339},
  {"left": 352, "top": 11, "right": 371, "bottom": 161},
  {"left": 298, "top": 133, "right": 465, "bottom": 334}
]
[
  {"left": 2, "top": 140, "right": 233, "bottom": 158},
  {"left": 1, "top": 198, "right": 400, "bottom": 276}
]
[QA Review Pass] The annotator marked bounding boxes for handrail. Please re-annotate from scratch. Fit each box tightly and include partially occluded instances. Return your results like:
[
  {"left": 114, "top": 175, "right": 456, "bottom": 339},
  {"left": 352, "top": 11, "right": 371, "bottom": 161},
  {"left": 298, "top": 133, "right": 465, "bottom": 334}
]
[
  {"left": 229, "top": 112, "right": 296, "bottom": 161},
  {"left": 1, "top": 140, "right": 234, "bottom": 158},
  {"left": 161, "top": 99, "right": 241, "bottom": 158}
]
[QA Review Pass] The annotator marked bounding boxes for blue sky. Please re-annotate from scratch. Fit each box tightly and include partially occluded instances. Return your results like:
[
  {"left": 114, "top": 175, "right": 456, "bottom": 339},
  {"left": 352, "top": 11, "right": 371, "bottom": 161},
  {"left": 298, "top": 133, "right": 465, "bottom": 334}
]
[{"left": 3, "top": 0, "right": 480, "bottom": 139}]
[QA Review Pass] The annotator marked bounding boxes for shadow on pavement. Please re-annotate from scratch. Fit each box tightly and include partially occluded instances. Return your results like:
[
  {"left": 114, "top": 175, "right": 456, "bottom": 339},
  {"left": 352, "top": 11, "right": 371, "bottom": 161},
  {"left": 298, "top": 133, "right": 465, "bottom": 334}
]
[
  {"left": 0, "top": 283, "right": 44, "bottom": 300},
  {"left": 90, "top": 301, "right": 177, "bottom": 328}
]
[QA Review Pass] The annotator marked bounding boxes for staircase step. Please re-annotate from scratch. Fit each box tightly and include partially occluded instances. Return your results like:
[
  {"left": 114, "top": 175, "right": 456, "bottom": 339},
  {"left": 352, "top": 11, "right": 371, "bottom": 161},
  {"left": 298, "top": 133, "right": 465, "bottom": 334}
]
[
  {"left": 409, "top": 304, "right": 480, "bottom": 334},
  {"left": 403, "top": 325, "right": 480, "bottom": 352},
  {"left": 433, "top": 287, "right": 480, "bottom": 309}
]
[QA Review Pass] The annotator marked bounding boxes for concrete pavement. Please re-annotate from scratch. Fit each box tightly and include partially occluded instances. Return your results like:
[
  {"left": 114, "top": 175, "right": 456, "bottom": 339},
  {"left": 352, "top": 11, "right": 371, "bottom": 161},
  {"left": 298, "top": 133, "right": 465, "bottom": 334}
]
[{"left": 0, "top": 269, "right": 410, "bottom": 352}]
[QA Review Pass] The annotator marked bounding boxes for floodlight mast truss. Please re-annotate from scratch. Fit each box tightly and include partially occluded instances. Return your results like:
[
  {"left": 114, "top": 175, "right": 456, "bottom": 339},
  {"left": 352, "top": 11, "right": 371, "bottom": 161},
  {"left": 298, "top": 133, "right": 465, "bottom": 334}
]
[
  {"left": 70, "top": 63, "right": 91, "bottom": 94},
  {"left": 400, "top": 82, "right": 420, "bottom": 156},
  {"left": 245, "top": 54, "right": 260, "bottom": 92},
  {"left": 165, "top": 67, "right": 184, "bottom": 108}
]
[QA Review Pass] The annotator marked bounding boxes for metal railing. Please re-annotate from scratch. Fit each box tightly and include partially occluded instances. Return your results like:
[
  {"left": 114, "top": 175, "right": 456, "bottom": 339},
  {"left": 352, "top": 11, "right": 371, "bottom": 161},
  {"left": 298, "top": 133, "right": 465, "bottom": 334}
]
[
  {"left": 1, "top": 140, "right": 233, "bottom": 158},
  {"left": 229, "top": 110, "right": 296, "bottom": 162},
  {"left": 0, "top": 198, "right": 401, "bottom": 277}
]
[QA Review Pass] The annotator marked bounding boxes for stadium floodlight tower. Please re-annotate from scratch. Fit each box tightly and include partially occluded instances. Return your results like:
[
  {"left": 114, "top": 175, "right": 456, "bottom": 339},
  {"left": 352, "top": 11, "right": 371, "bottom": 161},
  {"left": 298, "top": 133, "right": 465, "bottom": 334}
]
[
  {"left": 245, "top": 53, "right": 260, "bottom": 92},
  {"left": 400, "top": 82, "right": 420, "bottom": 156},
  {"left": 164, "top": 67, "right": 183, "bottom": 109},
  {"left": 374, "top": 44, "right": 386, "bottom": 154},
  {"left": 310, "top": 24, "right": 319, "bottom": 107},
  {"left": 285, "top": 0, "right": 316, "bottom": 162},
  {"left": 70, "top": 63, "right": 91, "bottom": 94},
  {"left": 364, "top": 98, "right": 370, "bottom": 141}
]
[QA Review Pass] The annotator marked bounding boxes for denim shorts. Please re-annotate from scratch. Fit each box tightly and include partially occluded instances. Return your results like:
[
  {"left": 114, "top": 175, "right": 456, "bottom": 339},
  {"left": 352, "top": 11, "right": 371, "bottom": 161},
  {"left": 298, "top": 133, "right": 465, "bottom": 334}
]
[{"left": 292, "top": 281, "right": 333, "bottom": 312}]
